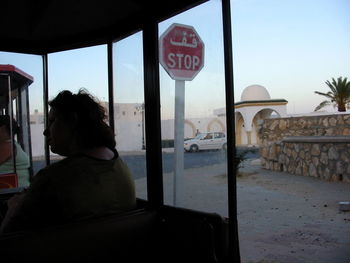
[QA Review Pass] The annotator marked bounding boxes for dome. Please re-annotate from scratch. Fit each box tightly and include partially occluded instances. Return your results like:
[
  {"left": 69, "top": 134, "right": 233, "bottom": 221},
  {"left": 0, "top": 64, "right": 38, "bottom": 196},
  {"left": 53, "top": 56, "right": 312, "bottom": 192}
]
[{"left": 240, "top": 85, "right": 271, "bottom": 101}]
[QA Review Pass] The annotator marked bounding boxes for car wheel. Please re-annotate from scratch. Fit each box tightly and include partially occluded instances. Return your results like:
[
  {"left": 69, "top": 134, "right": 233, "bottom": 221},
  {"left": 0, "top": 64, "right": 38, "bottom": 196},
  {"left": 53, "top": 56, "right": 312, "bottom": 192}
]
[
  {"left": 190, "top": 144, "right": 199, "bottom": 152},
  {"left": 222, "top": 143, "right": 227, "bottom": 151}
]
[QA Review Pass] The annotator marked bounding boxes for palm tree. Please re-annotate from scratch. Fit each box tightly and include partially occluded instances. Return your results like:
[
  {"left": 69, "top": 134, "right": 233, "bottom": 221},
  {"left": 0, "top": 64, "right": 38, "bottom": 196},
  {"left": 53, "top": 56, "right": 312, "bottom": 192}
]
[{"left": 314, "top": 77, "right": 350, "bottom": 112}]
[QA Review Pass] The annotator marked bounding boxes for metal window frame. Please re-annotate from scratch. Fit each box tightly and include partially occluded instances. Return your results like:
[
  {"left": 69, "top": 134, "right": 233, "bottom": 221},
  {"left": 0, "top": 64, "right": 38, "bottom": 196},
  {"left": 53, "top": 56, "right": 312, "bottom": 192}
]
[
  {"left": 139, "top": 1, "right": 239, "bottom": 260},
  {"left": 42, "top": 54, "right": 50, "bottom": 166},
  {"left": 222, "top": 0, "right": 240, "bottom": 261},
  {"left": 38, "top": 0, "right": 239, "bottom": 261},
  {"left": 143, "top": 22, "right": 164, "bottom": 208}
]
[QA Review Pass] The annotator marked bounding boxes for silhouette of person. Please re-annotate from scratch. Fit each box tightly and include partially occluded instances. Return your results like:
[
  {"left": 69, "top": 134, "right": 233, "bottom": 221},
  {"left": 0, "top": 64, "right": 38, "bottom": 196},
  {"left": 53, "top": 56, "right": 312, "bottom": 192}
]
[{"left": 1, "top": 89, "right": 136, "bottom": 233}]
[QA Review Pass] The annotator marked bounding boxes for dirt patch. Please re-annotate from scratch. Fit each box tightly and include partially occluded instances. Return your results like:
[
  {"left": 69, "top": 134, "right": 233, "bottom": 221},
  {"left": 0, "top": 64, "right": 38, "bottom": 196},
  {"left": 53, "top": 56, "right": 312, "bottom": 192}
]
[
  {"left": 214, "top": 170, "right": 257, "bottom": 180},
  {"left": 237, "top": 166, "right": 350, "bottom": 263},
  {"left": 259, "top": 229, "right": 338, "bottom": 248}
]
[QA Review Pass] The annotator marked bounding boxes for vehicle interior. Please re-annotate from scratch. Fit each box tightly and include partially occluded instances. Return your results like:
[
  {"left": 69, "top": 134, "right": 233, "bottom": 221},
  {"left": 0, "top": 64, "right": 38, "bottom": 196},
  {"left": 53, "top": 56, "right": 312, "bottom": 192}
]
[{"left": 0, "top": 0, "right": 240, "bottom": 262}]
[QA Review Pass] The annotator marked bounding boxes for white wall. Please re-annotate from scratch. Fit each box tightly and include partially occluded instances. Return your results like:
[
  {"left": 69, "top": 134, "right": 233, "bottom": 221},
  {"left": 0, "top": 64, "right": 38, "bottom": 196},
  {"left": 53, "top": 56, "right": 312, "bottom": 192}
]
[
  {"left": 161, "top": 117, "right": 226, "bottom": 140},
  {"left": 115, "top": 120, "right": 143, "bottom": 151},
  {"left": 29, "top": 103, "right": 228, "bottom": 154},
  {"left": 30, "top": 123, "right": 45, "bottom": 157}
]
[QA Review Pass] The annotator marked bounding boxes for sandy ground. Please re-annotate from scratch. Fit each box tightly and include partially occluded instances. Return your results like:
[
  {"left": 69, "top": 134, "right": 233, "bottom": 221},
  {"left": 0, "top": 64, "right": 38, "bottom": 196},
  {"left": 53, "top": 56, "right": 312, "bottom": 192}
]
[{"left": 135, "top": 159, "right": 350, "bottom": 263}]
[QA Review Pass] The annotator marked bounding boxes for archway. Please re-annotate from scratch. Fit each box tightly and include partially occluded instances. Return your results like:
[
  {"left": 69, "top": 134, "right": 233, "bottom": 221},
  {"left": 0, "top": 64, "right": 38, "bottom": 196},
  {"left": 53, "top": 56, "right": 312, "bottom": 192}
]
[
  {"left": 235, "top": 112, "right": 246, "bottom": 145},
  {"left": 184, "top": 119, "right": 197, "bottom": 138},
  {"left": 207, "top": 118, "right": 225, "bottom": 132},
  {"left": 251, "top": 108, "right": 281, "bottom": 145}
]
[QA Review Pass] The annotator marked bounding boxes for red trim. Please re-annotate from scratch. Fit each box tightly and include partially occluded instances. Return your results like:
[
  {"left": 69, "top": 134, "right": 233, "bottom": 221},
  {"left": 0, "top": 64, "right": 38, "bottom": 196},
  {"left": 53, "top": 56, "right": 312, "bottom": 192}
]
[
  {"left": 0, "top": 64, "right": 34, "bottom": 82},
  {"left": 0, "top": 173, "right": 18, "bottom": 189}
]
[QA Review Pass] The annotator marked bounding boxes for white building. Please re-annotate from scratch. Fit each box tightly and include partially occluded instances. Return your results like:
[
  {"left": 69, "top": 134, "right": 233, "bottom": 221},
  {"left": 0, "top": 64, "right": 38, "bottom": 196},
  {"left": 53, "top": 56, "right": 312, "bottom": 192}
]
[
  {"left": 114, "top": 103, "right": 226, "bottom": 151},
  {"left": 214, "top": 85, "right": 288, "bottom": 146},
  {"left": 29, "top": 85, "right": 288, "bottom": 154},
  {"left": 234, "top": 85, "right": 288, "bottom": 145}
]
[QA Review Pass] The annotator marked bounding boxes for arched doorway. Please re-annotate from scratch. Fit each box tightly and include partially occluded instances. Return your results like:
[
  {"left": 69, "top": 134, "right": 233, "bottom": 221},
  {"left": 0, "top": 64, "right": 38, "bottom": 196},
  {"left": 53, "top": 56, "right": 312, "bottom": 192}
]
[
  {"left": 251, "top": 108, "right": 281, "bottom": 145},
  {"left": 184, "top": 119, "right": 197, "bottom": 138},
  {"left": 207, "top": 118, "right": 225, "bottom": 132},
  {"left": 235, "top": 112, "right": 247, "bottom": 145}
]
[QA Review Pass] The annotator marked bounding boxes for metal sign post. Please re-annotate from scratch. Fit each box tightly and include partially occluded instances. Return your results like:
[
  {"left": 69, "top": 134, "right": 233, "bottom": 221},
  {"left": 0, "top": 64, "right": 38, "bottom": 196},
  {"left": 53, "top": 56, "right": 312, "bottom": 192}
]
[{"left": 173, "top": 80, "right": 185, "bottom": 205}]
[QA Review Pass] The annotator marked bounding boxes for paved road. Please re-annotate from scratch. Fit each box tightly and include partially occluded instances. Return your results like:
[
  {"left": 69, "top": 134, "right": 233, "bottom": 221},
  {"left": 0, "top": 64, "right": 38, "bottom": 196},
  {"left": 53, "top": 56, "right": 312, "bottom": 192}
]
[
  {"left": 122, "top": 148, "right": 259, "bottom": 180},
  {"left": 32, "top": 147, "right": 259, "bottom": 180}
]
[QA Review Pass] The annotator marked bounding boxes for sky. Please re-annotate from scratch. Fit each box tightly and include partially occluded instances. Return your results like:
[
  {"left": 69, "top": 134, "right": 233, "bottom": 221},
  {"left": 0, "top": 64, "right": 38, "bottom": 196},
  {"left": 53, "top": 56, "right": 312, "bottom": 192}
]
[
  {"left": 231, "top": 0, "right": 350, "bottom": 114},
  {"left": 0, "top": 0, "right": 349, "bottom": 119}
]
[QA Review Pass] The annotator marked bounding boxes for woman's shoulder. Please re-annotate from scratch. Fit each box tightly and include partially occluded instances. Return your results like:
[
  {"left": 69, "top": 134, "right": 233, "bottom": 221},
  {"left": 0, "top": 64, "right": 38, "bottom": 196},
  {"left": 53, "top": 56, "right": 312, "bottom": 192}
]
[
  {"left": 32, "top": 156, "right": 85, "bottom": 189},
  {"left": 35, "top": 153, "right": 126, "bottom": 181},
  {"left": 37, "top": 156, "right": 78, "bottom": 175},
  {"left": 39, "top": 154, "right": 111, "bottom": 175}
]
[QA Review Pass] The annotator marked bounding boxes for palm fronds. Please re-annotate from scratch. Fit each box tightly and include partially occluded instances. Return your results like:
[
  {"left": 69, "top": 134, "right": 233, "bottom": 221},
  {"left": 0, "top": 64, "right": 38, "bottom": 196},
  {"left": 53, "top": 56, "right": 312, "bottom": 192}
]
[
  {"left": 314, "top": 100, "right": 331, "bottom": 112},
  {"left": 314, "top": 77, "right": 350, "bottom": 112}
]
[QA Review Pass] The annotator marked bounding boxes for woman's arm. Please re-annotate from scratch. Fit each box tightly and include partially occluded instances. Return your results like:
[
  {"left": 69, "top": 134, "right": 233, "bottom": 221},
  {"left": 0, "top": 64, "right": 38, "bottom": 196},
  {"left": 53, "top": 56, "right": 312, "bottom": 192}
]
[{"left": 0, "top": 192, "right": 26, "bottom": 233}]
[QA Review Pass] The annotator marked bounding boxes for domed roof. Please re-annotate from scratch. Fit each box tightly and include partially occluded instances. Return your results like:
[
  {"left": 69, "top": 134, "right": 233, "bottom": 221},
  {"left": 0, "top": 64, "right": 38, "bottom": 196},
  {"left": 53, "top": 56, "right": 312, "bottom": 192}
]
[{"left": 240, "top": 85, "right": 271, "bottom": 101}]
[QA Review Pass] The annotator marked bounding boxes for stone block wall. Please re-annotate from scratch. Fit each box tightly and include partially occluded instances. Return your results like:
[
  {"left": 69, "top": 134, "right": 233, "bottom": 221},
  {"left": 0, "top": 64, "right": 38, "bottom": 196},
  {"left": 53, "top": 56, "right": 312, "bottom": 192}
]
[{"left": 260, "top": 114, "right": 350, "bottom": 183}]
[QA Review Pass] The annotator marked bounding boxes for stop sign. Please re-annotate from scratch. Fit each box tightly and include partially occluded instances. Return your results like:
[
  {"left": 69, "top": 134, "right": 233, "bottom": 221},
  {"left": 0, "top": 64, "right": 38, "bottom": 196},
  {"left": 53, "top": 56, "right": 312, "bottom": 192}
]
[{"left": 159, "top": 23, "right": 204, "bottom": 81}]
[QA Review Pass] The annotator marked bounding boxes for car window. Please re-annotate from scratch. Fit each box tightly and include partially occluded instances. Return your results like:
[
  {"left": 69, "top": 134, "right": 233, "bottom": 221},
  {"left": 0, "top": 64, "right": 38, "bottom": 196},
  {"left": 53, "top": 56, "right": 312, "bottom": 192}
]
[
  {"left": 203, "top": 133, "right": 213, "bottom": 140},
  {"left": 214, "top": 132, "right": 224, "bottom": 138},
  {"left": 195, "top": 133, "right": 205, "bottom": 140}
]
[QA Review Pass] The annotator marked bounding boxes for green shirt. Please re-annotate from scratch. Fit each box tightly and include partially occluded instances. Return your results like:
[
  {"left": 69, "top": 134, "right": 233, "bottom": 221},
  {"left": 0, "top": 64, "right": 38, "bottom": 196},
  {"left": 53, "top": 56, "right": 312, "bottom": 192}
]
[
  {"left": 0, "top": 141, "right": 30, "bottom": 187},
  {"left": 2, "top": 152, "right": 136, "bottom": 233}
]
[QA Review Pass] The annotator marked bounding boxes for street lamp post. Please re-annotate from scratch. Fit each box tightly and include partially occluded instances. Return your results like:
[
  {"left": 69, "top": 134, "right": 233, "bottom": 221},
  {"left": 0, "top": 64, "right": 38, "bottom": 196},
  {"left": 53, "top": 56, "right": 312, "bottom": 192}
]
[{"left": 136, "top": 103, "right": 145, "bottom": 150}]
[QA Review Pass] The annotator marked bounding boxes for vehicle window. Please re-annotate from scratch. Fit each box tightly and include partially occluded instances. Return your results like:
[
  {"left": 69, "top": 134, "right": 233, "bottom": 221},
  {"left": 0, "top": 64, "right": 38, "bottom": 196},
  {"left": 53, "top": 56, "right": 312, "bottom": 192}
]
[
  {"left": 194, "top": 133, "right": 204, "bottom": 140},
  {"left": 48, "top": 37, "right": 147, "bottom": 200},
  {"left": 204, "top": 134, "right": 213, "bottom": 140},
  {"left": 112, "top": 31, "right": 147, "bottom": 200},
  {"left": 231, "top": 1, "right": 350, "bottom": 262},
  {"left": 159, "top": 0, "right": 228, "bottom": 216},
  {"left": 0, "top": 52, "right": 45, "bottom": 182},
  {"left": 214, "top": 132, "right": 223, "bottom": 138},
  {"left": 48, "top": 45, "right": 108, "bottom": 163}
]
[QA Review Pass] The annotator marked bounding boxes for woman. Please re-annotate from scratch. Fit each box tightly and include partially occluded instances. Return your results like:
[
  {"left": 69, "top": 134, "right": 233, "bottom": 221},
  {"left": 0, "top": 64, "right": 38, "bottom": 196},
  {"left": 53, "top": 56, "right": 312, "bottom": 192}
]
[
  {"left": 0, "top": 89, "right": 136, "bottom": 233},
  {"left": 0, "top": 115, "right": 30, "bottom": 188}
]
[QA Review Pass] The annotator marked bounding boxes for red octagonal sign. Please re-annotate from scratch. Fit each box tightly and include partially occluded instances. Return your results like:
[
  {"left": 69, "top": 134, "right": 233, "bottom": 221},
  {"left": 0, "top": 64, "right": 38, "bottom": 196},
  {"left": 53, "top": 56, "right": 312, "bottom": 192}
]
[{"left": 160, "top": 23, "right": 204, "bottom": 81}]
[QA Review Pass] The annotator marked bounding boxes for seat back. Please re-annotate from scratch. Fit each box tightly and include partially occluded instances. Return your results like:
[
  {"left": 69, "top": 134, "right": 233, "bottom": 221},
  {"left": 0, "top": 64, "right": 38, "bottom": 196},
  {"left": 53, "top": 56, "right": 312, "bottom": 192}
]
[
  {"left": 0, "top": 209, "right": 158, "bottom": 263},
  {"left": 157, "top": 205, "right": 229, "bottom": 263},
  {"left": 0, "top": 204, "right": 229, "bottom": 263}
]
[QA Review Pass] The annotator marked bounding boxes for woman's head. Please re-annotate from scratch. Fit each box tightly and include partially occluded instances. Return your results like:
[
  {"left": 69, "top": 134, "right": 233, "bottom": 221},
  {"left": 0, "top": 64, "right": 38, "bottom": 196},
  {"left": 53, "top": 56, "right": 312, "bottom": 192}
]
[
  {"left": 43, "top": 89, "right": 115, "bottom": 156},
  {"left": 0, "top": 115, "right": 19, "bottom": 140}
]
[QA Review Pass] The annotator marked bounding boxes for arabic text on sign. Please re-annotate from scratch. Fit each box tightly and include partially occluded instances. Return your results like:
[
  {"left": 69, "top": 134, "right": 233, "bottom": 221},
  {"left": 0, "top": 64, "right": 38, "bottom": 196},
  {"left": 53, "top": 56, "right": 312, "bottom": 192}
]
[{"left": 170, "top": 31, "right": 198, "bottom": 48}]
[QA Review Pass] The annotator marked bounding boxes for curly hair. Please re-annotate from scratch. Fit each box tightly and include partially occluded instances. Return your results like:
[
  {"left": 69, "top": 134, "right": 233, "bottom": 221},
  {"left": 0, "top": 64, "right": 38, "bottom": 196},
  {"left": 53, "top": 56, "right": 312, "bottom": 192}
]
[{"left": 48, "top": 89, "right": 116, "bottom": 150}]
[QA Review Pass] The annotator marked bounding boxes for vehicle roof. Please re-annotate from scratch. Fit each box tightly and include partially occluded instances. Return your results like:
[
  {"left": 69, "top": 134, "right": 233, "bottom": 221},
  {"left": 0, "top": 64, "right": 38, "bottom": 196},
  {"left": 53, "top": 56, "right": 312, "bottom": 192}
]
[
  {"left": 0, "top": 65, "right": 34, "bottom": 95},
  {"left": 0, "top": 0, "right": 207, "bottom": 55},
  {"left": 0, "top": 65, "right": 34, "bottom": 82}
]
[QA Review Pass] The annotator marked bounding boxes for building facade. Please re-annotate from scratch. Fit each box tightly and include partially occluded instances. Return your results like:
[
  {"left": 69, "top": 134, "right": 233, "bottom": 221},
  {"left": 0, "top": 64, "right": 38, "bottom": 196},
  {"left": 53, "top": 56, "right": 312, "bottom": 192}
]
[{"left": 29, "top": 85, "right": 288, "bottom": 154}]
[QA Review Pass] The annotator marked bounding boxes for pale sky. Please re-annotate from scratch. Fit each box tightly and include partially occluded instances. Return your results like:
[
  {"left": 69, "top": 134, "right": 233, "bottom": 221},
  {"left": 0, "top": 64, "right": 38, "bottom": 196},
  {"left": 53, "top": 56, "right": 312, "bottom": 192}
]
[
  {"left": 231, "top": 0, "right": 350, "bottom": 114},
  {"left": 1, "top": 0, "right": 349, "bottom": 118}
]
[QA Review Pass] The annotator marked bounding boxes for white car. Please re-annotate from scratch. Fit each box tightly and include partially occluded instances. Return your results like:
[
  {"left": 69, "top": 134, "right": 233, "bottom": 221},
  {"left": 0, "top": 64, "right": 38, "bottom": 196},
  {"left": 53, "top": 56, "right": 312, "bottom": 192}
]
[{"left": 184, "top": 132, "right": 227, "bottom": 152}]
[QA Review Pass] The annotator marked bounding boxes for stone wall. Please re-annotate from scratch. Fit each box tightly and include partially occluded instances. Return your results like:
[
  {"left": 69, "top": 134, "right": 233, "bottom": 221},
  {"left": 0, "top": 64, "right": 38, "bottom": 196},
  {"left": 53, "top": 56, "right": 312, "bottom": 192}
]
[{"left": 260, "top": 114, "right": 350, "bottom": 183}]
